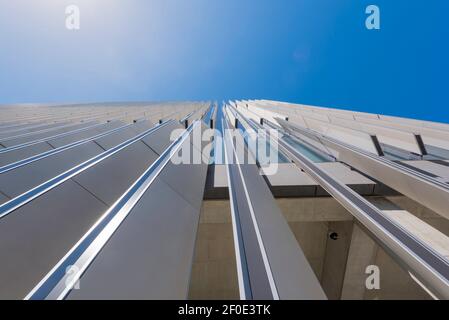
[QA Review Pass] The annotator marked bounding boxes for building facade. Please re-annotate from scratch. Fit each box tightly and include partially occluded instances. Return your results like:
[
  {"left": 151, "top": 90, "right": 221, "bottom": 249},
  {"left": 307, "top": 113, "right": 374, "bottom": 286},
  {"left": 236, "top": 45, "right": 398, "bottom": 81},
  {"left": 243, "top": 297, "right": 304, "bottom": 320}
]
[{"left": 0, "top": 100, "right": 448, "bottom": 300}]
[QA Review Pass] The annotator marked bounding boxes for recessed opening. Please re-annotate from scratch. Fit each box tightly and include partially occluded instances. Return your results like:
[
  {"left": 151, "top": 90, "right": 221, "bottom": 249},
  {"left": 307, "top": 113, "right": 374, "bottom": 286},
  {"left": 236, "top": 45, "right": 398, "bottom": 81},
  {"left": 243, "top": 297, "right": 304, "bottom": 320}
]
[
  {"left": 277, "top": 197, "right": 434, "bottom": 300},
  {"left": 188, "top": 199, "right": 239, "bottom": 299}
]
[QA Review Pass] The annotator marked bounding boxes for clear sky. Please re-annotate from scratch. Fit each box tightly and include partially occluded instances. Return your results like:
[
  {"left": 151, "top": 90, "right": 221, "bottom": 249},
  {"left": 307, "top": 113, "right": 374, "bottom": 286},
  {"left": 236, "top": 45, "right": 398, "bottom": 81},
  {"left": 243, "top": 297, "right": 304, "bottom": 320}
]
[{"left": 0, "top": 0, "right": 448, "bottom": 123}]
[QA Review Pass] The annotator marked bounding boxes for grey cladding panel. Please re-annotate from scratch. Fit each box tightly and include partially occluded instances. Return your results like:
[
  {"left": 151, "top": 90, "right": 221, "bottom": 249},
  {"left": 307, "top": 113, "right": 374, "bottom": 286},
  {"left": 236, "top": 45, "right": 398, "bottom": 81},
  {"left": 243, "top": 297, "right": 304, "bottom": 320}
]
[
  {"left": 47, "top": 121, "right": 123, "bottom": 148},
  {"left": 0, "top": 122, "right": 69, "bottom": 140},
  {"left": 94, "top": 121, "right": 153, "bottom": 150},
  {"left": 0, "top": 122, "right": 45, "bottom": 133},
  {"left": 0, "top": 179, "right": 108, "bottom": 299},
  {"left": 0, "top": 142, "right": 54, "bottom": 167},
  {"left": 0, "top": 142, "right": 104, "bottom": 198},
  {"left": 157, "top": 139, "right": 208, "bottom": 210},
  {"left": 72, "top": 141, "right": 159, "bottom": 205},
  {"left": 0, "top": 122, "right": 97, "bottom": 148},
  {"left": 91, "top": 129, "right": 137, "bottom": 150},
  {"left": 141, "top": 122, "right": 183, "bottom": 154},
  {"left": 68, "top": 177, "right": 200, "bottom": 300},
  {"left": 0, "top": 123, "right": 48, "bottom": 138},
  {"left": 239, "top": 162, "right": 326, "bottom": 299},
  {"left": 132, "top": 120, "right": 154, "bottom": 130},
  {"left": 0, "top": 191, "right": 9, "bottom": 205},
  {"left": 188, "top": 121, "right": 213, "bottom": 161}
]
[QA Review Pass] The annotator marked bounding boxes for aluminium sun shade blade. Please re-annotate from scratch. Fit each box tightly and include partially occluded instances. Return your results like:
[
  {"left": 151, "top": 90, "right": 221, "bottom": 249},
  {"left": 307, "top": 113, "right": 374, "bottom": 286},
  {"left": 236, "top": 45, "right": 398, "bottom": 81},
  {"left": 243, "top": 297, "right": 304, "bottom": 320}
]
[
  {"left": 222, "top": 115, "right": 326, "bottom": 300},
  {"left": 277, "top": 118, "right": 449, "bottom": 221},
  {"left": 274, "top": 126, "right": 449, "bottom": 299},
  {"left": 26, "top": 120, "right": 209, "bottom": 300}
]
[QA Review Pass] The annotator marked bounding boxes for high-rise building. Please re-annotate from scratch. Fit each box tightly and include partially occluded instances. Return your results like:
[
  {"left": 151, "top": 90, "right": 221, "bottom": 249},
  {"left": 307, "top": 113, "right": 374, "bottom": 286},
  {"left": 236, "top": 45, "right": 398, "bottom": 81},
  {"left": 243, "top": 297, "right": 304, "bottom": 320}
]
[{"left": 0, "top": 100, "right": 448, "bottom": 300}]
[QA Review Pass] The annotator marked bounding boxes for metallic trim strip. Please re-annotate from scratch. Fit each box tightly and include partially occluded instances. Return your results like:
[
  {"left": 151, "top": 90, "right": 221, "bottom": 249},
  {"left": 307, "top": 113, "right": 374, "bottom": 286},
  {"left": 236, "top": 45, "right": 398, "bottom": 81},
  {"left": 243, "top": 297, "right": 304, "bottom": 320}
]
[
  {"left": 278, "top": 119, "right": 449, "bottom": 218},
  {"left": 25, "top": 121, "right": 200, "bottom": 300},
  {"left": 0, "top": 121, "right": 174, "bottom": 220},
  {"left": 0, "top": 121, "right": 106, "bottom": 154},
  {"left": 0, "top": 123, "right": 133, "bottom": 174},
  {"left": 276, "top": 130, "right": 449, "bottom": 299},
  {"left": 222, "top": 115, "right": 278, "bottom": 300}
]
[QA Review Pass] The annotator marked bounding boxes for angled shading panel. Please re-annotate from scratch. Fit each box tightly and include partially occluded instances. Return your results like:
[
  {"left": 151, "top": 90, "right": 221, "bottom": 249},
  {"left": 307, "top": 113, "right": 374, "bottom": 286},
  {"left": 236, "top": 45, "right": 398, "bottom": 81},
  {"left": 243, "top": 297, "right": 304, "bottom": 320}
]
[
  {"left": 25, "top": 121, "right": 211, "bottom": 299},
  {"left": 222, "top": 114, "right": 326, "bottom": 300}
]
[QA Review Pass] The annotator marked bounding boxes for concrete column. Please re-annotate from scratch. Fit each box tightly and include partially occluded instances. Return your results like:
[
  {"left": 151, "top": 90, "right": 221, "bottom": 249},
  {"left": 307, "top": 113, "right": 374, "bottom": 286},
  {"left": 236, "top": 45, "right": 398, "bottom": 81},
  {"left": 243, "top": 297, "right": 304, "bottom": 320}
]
[
  {"left": 341, "top": 223, "right": 378, "bottom": 300},
  {"left": 320, "top": 221, "right": 354, "bottom": 299}
]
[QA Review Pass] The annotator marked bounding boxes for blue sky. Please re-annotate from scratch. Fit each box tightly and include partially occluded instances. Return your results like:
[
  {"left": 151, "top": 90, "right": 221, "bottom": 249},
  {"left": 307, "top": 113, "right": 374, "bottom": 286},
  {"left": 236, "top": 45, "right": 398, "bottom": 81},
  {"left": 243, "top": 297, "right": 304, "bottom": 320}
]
[{"left": 0, "top": 0, "right": 448, "bottom": 123}]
